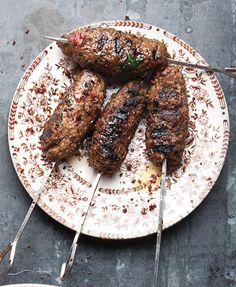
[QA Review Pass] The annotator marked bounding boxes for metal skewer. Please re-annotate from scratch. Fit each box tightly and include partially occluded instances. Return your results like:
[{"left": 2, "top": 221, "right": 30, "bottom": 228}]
[
  {"left": 153, "top": 158, "right": 167, "bottom": 287},
  {"left": 44, "top": 36, "right": 69, "bottom": 43},
  {"left": 44, "top": 35, "right": 236, "bottom": 79},
  {"left": 60, "top": 172, "right": 102, "bottom": 281},
  {"left": 0, "top": 163, "right": 55, "bottom": 277},
  {"left": 44, "top": 36, "right": 69, "bottom": 44},
  {"left": 168, "top": 58, "right": 236, "bottom": 79}
]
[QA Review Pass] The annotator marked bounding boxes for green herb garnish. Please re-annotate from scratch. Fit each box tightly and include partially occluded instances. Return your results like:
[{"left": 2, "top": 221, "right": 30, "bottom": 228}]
[{"left": 123, "top": 55, "right": 143, "bottom": 70}]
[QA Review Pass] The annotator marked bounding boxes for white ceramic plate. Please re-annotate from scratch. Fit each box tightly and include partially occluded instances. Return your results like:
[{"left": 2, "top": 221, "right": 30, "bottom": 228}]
[{"left": 8, "top": 20, "right": 229, "bottom": 239}]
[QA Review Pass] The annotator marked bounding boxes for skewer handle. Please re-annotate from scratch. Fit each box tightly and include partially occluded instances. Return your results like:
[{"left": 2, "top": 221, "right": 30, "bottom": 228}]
[
  {"left": 153, "top": 158, "right": 167, "bottom": 287},
  {"left": 60, "top": 172, "right": 102, "bottom": 281},
  {"left": 0, "top": 163, "right": 54, "bottom": 277}
]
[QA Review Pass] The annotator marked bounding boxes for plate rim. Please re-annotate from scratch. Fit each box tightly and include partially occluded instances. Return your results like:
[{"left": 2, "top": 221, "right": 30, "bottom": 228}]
[{"left": 8, "top": 19, "right": 230, "bottom": 239}]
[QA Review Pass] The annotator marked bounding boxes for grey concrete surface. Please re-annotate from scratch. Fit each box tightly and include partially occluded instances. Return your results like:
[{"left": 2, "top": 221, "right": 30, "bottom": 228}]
[{"left": 0, "top": 0, "right": 235, "bottom": 286}]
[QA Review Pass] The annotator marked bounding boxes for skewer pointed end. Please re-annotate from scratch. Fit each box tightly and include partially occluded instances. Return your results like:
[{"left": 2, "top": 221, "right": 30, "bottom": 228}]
[{"left": 44, "top": 36, "right": 69, "bottom": 44}]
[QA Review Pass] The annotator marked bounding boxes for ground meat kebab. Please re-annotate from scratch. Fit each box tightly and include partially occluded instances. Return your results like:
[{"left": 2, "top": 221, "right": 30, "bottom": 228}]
[
  {"left": 88, "top": 80, "right": 146, "bottom": 173},
  {"left": 57, "top": 27, "right": 169, "bottom": 78},
  {"left": 40, "top": 69, "right": 106, "bottom": 161},
  {"left": 145, "top": 65, "right": 189, "bottom": 172}
]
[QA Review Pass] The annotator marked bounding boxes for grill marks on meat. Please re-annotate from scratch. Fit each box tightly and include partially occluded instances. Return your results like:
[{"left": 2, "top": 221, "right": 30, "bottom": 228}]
[
  {"left": 146, "top": 66, "right": 189, "bottom": 172},
  {"left": 97, "top": 34, "right": 109, "bottom": 51},
  {"left": 114, "top": 37, "right": 122, "bottom": 55},
  {"left": 40, "top": 70, "right": 106, "bottom": 161},
  {"left": 99, "top": 91, "right": 138, "bottom": 161},
  {"left": 88, "top": 81, "right": 146, "bottom": 173},
  {"left": 58, "top": 27, "right": 169, "bottom": 78}
]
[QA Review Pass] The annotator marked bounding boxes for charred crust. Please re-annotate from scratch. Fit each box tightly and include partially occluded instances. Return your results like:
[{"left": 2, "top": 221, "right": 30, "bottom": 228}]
[
  {"left": 159, "top": 88, "right": 177, "bottom": 99},
  {"left": 114, "top": 37, "right": 123, "bottom": 55},
  {"left": 97, "top": 34, "right": 108, "bottom": 51},
  {"left": 152, "top": 50, "right": 161, "bottom": 60},
  {"left": 153, "top": 144, "right": 174, "bottom": 153},
  {"left": 151, "top": 125, "right": 168, "bottom": 138}
]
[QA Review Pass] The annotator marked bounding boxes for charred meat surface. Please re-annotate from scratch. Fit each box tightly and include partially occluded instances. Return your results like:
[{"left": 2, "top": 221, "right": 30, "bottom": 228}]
[
  {"left": 40, "top": 70, "right": 106, "bottom": 161},
  {"left": 146, "top": 66, "right": 189, "bottom": 172},
  {"left": 57, "top": 27, "right": 169, "bottom": 78},
  {"left": 88, "top": 81, "right": 146, "bottom": 173}
]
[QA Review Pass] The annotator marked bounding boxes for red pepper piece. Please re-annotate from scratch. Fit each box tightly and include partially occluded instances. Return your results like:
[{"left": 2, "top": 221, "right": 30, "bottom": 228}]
[{"left": 73, "top": 32, "right": 85, "bottom": 47}]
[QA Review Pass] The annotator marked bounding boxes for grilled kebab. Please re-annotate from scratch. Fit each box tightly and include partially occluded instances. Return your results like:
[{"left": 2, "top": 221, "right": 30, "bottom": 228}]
[
  {"left": 88, "top": 80, "right": 146, "bottom": 173},
  {"left": 57, "top": 27, "right": 169, "bottom": 78},
  {"left": 40, "top": 69, "right": 106, "bottom": 161},
  {"left": 146, "top": 66, "right": 189, "bottom": 172}
]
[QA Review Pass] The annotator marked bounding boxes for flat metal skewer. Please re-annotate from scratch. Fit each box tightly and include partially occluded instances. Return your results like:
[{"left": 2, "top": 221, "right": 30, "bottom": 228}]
[
  {"left": 60, "top": 172, "right": 102, "bottom": 281},
  {"left": 44, "top": 36, "right": 69, "bottom": 44},
  {"left": 0, "top": 163, "right": 55, "bottom": 277},
  {"left": 153, "top": 158, "right": 167, "bottom": 287},
  {"left": 44, "top": 35, "right": 236, "bottom": 79},
  {"left": 168, "top": 58, "right": 236, "bottom": 79}
]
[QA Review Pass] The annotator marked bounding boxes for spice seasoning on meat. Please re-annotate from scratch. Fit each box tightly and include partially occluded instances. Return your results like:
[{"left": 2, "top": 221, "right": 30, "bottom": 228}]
[
  {"left": 146, "top": 66, "right": 189, "bottom": 172},
  {"left": 58, "top": 27, "right": 169, "bottom": 77},
  {"left": 88, "top": 81, "right": 146, "bottom": 174},
  {"left": 40, "top": 70, "right": 106, "bottom": 161}
]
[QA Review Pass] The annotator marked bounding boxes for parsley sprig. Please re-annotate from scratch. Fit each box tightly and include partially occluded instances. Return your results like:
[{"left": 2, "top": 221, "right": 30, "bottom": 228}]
[{"left": 123, "top": 55, "right": 143, "bottom": 70}]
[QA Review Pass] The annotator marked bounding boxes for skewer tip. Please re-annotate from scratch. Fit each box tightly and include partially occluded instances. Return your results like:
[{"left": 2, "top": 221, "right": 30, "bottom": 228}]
[{"left": 44, "top": 36, "right": 69, "bottom": 44}]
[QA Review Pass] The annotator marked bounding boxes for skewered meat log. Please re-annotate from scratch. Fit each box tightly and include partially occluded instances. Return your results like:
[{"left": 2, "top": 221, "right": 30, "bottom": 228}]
[
  {"left": 146, "top": 66, "right": 189, "bottom": 172},
  {"left": 57, "top": 27, "right": 169, "bottom": 78},
  {"left": 88, "top": 80, "right": 146, "bottom": 173},
  {"left": 40, "top": 69, "right": 106, "bottom": 161}
]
